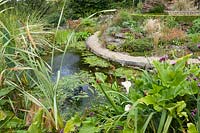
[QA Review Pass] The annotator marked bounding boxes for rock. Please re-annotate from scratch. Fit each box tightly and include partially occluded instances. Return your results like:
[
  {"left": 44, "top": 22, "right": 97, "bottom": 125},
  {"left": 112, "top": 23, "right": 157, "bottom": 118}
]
[
  {"left": 105, "top": 35, "right": 125, "bottom": 46},
  {"left": 115, "top": 33, "right": 126, "bottom": 39}
]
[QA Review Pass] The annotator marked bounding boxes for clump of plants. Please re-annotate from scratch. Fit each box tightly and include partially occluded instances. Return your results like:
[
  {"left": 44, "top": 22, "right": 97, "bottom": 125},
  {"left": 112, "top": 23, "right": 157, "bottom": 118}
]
[
  {"left": 122, "top": 37, "right": 153, "bottom": 53},
  {"left": 68, "top": 55, "right": 200, "bottom": 132},
  {"left": 188, "top": 18, "right": 200, "bottom": 34},
  {"left": 161, "top": 28, "right": 186, "bottom": 45}
]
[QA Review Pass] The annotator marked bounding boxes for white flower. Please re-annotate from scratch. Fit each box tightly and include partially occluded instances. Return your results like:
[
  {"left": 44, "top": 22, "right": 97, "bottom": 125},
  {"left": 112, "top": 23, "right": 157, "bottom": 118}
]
[
  {"left": 121, "top": 81, "right": 131, "bottom": 94},
  {"left": 124, "top": 104, "right": 132, "bottom": 112}
]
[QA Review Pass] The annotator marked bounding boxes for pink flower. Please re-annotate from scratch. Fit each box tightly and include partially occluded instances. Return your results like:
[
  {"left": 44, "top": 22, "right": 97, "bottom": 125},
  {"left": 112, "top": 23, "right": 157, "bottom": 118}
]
[
  {"left": 159, "top": 55, "right": 168, "bottom": 62},
  {"left": 197, "top": 44, "right": 200, "bottom": 49}
]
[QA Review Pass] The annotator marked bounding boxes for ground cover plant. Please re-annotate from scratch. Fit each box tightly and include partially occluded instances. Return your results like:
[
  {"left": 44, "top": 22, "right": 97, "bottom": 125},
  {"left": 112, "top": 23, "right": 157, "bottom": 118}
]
[
  {"left": 0, "top": 0, "right": 200, "bottom": 133},
  {"left": 103, "top": 10, "right": 200, "bottom": 58}
]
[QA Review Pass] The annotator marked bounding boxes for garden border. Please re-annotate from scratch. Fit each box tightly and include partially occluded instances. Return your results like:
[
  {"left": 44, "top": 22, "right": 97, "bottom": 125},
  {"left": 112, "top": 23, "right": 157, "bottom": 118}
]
[
  {"left": 86, "top": 32, "right": 200, "bottom": 69},
  {"left": 130, "top": 14, "right": 200, "bottom": 22}
]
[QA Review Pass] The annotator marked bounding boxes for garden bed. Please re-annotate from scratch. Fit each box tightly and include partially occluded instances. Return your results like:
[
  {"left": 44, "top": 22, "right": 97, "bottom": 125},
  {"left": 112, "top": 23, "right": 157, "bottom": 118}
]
[{"left": 99, "top": 12, "right": 200, "bottom": 60}]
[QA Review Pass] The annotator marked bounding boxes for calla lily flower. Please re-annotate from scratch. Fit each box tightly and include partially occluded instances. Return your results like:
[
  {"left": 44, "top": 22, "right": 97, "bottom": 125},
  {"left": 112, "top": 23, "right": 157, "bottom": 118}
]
[
  {"left": 124, "top": 104, "right": 132, "bottom": 112},
  {"left": 121, "top": 81, "right": 131, "bottom": 94}
]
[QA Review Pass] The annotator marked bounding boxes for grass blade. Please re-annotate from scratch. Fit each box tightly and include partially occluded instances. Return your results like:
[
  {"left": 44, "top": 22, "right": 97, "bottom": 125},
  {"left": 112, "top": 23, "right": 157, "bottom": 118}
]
[
  {"left": 163, "top": 114, "right": 173, "bottom": 133},
  {"left": 157, "top": 109, "right": 167, "bottom": 133},
  {"left": 141, "top": 112, "right": 155, "bottom": 133}
]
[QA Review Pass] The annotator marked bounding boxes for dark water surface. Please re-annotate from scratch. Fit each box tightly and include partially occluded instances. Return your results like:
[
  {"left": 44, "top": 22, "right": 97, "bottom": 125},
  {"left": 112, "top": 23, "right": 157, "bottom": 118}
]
[
  {"left": 46, "top": 51, "right": 98, "bottom": 118},
  {"left": 49, "top": 52, "right": 81, "bottom": 80}
]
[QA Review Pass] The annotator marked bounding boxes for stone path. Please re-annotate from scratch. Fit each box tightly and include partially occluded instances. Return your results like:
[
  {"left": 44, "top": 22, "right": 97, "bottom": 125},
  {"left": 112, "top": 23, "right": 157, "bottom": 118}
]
[{"left": 86, "top": 32, "right": 200, "bottom": 68}]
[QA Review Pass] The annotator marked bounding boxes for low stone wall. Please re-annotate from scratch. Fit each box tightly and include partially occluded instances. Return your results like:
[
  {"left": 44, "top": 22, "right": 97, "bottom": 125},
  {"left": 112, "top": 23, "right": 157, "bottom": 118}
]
[
  {"left": 166, "top": 11, "right": 200, "bottom": 16},
  {"left": 86, "top": 32, "right": 200, "bottom": 69}
]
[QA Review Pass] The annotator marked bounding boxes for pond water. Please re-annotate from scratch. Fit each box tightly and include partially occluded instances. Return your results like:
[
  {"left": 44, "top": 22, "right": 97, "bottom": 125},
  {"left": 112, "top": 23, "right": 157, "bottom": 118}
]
[
  {"left": 47, "top": 51, "right": 98, "bottom": 118},
  {"left": 49, "top": 52, "right": 81, "bottom": 81}
]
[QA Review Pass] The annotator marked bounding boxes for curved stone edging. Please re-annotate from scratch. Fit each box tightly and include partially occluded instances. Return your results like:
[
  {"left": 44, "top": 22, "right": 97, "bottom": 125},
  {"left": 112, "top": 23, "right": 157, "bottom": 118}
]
[{"left": 86, "top": 32, "right": 200, "bottom": 68}]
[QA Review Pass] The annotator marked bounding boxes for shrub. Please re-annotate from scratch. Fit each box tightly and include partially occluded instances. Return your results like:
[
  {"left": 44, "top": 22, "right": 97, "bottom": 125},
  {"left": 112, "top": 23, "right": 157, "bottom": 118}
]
[
  {"left": 187, "top": 34, "right": 200, "bottom": 52},
  {"left": 148, "top": 3, "right": 165, "bottom": 13},
  {"left": 123, "top": 38, "right": 153, "bottom": 52},
  {"left": 66, "top": 0, "right": 112, "bottom": 19},
  {"left": 117, "top": 10, "right": 133, "bottom": 24},
  {"left": 188, "top": 33, "right": 200, "bottom": 43},
  {"left": 161, "top": 28, "right": 186, "bottom": 43},
  {"left": 164, "top": 16, "right": 179, "bottom": 28},
  {"left": 47, "top": 12, "right": 66, "bottom": 26},
  {"left": 188, "top": 18, "right": 200, "bottom": 34},
  {"left": 187, "top": 43, "right": 200, "bottom": 52}
]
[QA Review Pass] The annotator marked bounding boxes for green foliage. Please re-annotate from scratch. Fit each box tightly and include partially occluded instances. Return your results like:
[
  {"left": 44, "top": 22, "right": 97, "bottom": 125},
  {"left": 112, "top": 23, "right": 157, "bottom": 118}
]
[
  {"left": 187, "top": 123, "right": 198, "bottom": 133},
  {"left": 0, "top": 87, "right": 15, "bottom": 97},
  {"left": 79, "top": 118, "right": 99, "bottom": 133},
  {"left": 0, "top": 110, "right": 6, "bottom": 121},
  {"left": 188, "top": 18, "right": 200, "bottom": 34},
  {"left": 106, "top": 26, "right": 121, "bottom": 35},
  {"left": 114, "top": 67, "right": 136, "bottom": 80},
  {"left": 83, "top": 56, "right": 111, "bottom": 68},
  {"left": 55, "top": 30, "right": 73, "bottom": 45},
  {"left": 164, "top": 16, "right": 179, "bottom": 28},
  {"left": 123, "top": 38, "right": 153, "bottom": 52},
  {"left": 95, "top": 72, "right": 107, "bottom": 83},
  {"left": 110, "top": 0, "right": 133, "bottom": 8},
  {"left": 119, "top": 10, "right": 132, "bottom": 22},
  {"left": 64, "top": 115, "right": 81, "bottom": 133},
  {"left": 131, "top": 14, "right": 199, "bottom": 23},
  {"left": 121, "top": 20, "right": 142, "bottom": 32},
  {"left": 187, "top": 33, "right": 200, "bottom": 52},
  {"left": 66, "top": 0, "right": 112, "bottom": 19},
  {"left": 0, "top": 111, "right": 24, "bottom": 131},
  {"left": 57, "top": 71, "right": 95, "bottom": 103},
  {"left": 80, "top": 18, "right": 96, "bottom": 27},
  {"left": 69, "top": 41, "right": 87, "bottom": 51},
  {"left": 188, "top": 33, "right": 200, "bottom": 43},
  {"left": 106, "top": 44, "right": 117, "bottom": 51},
  {"left": 46, "top": 12, "right": 66, "bottom": 26},
  {"left": 83, "top": 55, "right": 200, "bottom": 132},
  {"left": 76, "top": 31, "right": 91, "bottom": 41},
  {"left": 138, "top": 55, "right": 199, "bottom": 131},
  {"left": 135, "top": 0, "right": 143, "bottom": 13},
  {"left": 121, "top": 20, "right": 137, "bottom": 29},
  {"left": 148, "top": 4, "right": 165, "bottom": 13},
  {"left": 27, "top": 109, "right": 44, "bottom": 133}
]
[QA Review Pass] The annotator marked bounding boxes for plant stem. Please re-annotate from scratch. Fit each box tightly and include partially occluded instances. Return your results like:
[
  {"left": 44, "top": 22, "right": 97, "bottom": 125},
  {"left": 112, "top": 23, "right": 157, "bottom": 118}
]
[
  {"left": 99, "top": 83, "right": 119, "bottom": 113},
  {"left": 163, "top": 114, "right": 173, "bottom": 133},
  {"left": 157, "top": 109, "right": 167, "bottom": 133}
]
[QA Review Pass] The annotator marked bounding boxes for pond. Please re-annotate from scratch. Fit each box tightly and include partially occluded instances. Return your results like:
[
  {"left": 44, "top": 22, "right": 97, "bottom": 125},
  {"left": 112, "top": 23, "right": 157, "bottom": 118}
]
[
  {"left": 46, "top": 51, "right": 98, "bottom": 118},
  {"left": 49, "top": 52, "right": 81, "bottom": 81}
]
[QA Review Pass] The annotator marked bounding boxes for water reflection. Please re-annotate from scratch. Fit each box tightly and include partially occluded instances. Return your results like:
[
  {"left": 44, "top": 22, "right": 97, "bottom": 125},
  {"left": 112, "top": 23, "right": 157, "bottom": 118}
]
[{"left": 49, "top": 52, "right": 80, "bottom": 80}]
